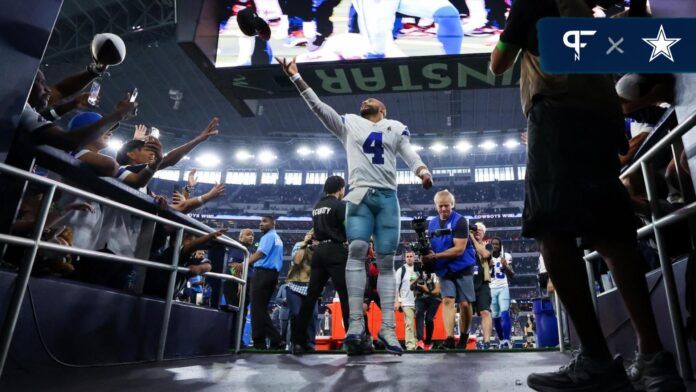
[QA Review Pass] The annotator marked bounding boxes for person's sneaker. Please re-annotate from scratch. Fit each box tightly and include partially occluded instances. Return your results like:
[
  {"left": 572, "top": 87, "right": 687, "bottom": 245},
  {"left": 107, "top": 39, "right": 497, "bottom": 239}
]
[
  {"left": 308, "top": 34, "right": 326, "bottom": 52},
  {"left": 284, "top": 31, "right": 308, "bottom": 47},
  {"left": 377, "top": 326, "right": 404, "bottom": 355},
  {"left": 399, "top": 22, "right": 420, "bottom": 34},
  {"left": 420, "top": 23, "right": 437, "bottom": 35},
  {"left": 627, "top": 351, "right": 685, "bottom": 392},
  {"left": 437, "top": 336, "right": 456, "bottom": 350},
  {"left": 464, "top": 24, "right": 501, "bottom": 37},
  {"left": 499, "top": 340, "right": 512, "bottom": 349},
  {"left": 425, "top": 342, "right": 433, "bottom": 351},
  {"left": 456, "top": 337, "right": 468, "bottom": 349},
  {"left": 527, "top": 351, "right": 634, "bottom": 392},
  {"left": 269, "top": 340, "right": 287, "bottom": 351},
  {"left": 417, "top": 340, "right": 426, "bottom": 350},
  {"left": 291, "top": 343, "right": 314, "bottom": 355}
]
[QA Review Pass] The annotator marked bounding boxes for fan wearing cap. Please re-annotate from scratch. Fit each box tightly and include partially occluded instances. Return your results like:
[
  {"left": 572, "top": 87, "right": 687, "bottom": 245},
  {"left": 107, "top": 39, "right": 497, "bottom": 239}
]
[
  {"left": 49, "top": 111, "right": 125, "bottom": 253},
  {"left": 65, "top": 112, "right": 161, "bottom": 190}
]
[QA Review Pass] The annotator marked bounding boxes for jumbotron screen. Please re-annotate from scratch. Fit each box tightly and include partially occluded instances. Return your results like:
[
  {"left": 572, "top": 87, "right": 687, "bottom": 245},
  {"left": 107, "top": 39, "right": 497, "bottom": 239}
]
[{"left": 215, "top": 1, "right": 495, "bottom": 68}]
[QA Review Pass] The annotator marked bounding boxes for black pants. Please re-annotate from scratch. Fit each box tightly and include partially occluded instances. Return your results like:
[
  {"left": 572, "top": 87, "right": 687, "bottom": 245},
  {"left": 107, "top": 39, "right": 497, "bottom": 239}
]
[
  {"left": 251, "top": 268, "right": 283, "bottom": 347},
  {"left": 449, "top": 0, "right": 469, "bottom": 15},
  {"left": 293, "top": 243, "right": 349, "bottom": 345},
  {"left": 225, "top": 272, "right": 252, "bottom": 347},
  {"left": 416, "top": 296, "right": 441, "bottom": 344},
  {"left": 314, "top": 0, "right": 340, "bottom": 37},
  {"left": 485, "top": 0, "right": 507, "bottom": 28}
]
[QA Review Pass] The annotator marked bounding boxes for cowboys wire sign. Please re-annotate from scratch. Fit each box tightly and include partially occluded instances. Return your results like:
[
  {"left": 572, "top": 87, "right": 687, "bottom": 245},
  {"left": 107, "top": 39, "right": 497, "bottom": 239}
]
[{"left": 538, "top": 18, "right": 694, "bottom": 73}]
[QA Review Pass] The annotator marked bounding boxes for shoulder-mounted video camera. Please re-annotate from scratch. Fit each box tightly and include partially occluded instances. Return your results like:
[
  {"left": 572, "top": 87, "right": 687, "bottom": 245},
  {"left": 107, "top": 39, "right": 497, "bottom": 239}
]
[{"left": 408, "top": 216, "right": 434, "bottom": 274}]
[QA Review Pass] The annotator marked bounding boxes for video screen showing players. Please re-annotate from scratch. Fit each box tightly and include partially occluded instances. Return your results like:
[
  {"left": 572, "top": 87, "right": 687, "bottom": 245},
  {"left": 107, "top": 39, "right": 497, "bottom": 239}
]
[{"left": 215, "top": 0, "right": 500, "bottom": 68}]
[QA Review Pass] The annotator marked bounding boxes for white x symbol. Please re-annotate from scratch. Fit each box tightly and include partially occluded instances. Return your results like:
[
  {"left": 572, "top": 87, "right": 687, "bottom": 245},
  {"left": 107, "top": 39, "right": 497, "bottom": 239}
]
[{"left": 607, "top": 37, "right": 624, "bottom": 55}]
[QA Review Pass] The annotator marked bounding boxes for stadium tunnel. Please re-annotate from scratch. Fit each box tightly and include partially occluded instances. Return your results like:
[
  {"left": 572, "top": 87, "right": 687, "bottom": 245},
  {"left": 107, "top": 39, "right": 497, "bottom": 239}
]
[{"left": 2, "top": 0, "right": 696, "bottom": 391}]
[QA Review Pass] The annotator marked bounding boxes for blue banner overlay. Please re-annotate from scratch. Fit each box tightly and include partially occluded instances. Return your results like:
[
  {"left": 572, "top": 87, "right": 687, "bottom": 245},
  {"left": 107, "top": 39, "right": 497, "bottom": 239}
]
[{"left": 538, "top": 18, "right": 695, "bottom": 73}]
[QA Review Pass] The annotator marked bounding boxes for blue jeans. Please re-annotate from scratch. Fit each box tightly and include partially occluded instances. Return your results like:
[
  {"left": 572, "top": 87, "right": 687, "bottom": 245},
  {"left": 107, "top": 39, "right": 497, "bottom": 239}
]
[
  {"left": 287, "top": 288, "right": 317, "bottom": 346},
  {"left": 346, "top": 188, "right": 400, "bottom": 255}
]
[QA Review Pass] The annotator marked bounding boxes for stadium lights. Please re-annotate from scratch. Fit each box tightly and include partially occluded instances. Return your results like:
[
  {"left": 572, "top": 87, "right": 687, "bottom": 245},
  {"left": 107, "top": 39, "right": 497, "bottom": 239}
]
[
  {"left": 182, "top": 155, "right": 191, "bottom": 161},
  {"left": 316, "top": 145, "right": 334, "bottom": 159},
  {"left": 429, "top": 142, "right": 448, "bottom": 153},
  {"left": 479, "top": 140, "right": 497, "bottom": 151},
  {"left": 455, "top": 141, "right": 472, "bottom": 152},
  {"left": 410, "top": 144, "right": 424, "bottom": 152},
  {"left": 296, "top": 146, "right": 313, "bottom": 157},
  {"left": 258, "top": 150, "right": 277, "bottom": 164},
  {"left": 107, "top": 138, "right": 123, "bottom": 151},
  {"left": 235, "top": 150, "right": 254, "bottom": 162},
  {"left": 503, "top": 139, "right": 520, "bottom": 149},
  {"left": 196, "top": 153, "right": 221, "bottom": 168}
]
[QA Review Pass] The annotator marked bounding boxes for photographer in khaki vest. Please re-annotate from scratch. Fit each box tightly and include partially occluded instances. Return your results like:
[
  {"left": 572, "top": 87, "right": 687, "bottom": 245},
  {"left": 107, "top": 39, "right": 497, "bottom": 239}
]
[{"left": 286, "top": 229, "right": 317, "bottom": 348}]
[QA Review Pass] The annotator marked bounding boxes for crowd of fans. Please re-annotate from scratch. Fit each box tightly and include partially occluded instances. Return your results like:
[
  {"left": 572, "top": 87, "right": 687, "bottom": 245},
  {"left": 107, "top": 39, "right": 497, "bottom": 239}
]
[{"left": 9, "top": 60, "right": 230, "bottom": 302}]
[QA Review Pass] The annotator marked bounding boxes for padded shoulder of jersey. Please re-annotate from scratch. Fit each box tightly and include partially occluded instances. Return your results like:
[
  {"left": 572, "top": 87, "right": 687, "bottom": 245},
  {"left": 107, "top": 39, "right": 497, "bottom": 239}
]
[
  {"left": 343, "top": 113, "right": 362, "bottom": 123},
  {"left": 386, "top": 119, "right": 406, "bottom": 129}
]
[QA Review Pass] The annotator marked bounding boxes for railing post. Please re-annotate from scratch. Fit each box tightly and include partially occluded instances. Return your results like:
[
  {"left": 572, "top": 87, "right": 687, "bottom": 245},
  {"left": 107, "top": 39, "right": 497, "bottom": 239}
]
[
  {"left": 157, "top": 227, "right": 184, "bottom": 361},
  {"left": 131, "top": 221, "right": 157, "bottom": 294},
  {"left": 584, "top": 250, "right": 598, "bottom": 312},
  {"left": 235, "top": 250, "right": 249, "bottom": 353},
  {"left": 555, "top": 291, "right": 564, "bottom": 353},
  {"left": 641, "top": 161, "right": 693, "bottom": 380},
  {"left": 0, "top": 184, "right": 55, "bottom": 378}
]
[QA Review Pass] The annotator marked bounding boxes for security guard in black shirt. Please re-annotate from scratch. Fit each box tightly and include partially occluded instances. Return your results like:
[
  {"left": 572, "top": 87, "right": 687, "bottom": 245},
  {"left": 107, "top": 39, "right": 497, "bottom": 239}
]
[{"left": 292, "top": 176, "right": 350, "bottom": 354}]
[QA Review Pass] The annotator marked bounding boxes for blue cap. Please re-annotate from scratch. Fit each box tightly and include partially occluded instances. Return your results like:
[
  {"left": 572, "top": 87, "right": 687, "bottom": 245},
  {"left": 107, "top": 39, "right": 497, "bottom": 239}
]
[
  {"left": 68, "top": 111, "right": 120, "bottom": 133},
  {"left": 68, "top": 111, "right": 103, "bottom": 131}
]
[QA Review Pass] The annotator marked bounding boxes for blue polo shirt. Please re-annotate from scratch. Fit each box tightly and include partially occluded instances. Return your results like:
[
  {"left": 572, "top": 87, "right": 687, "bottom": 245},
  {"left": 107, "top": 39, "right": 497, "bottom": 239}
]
[{"left": 254, "top": 229, "right": 283, "bottom": 271}]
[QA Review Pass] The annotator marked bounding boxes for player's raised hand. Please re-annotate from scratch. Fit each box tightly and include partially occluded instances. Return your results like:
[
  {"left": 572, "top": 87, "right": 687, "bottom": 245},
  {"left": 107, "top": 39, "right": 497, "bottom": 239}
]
[{"left": 276, "top": 56, "right": 298, "bottom": 77}]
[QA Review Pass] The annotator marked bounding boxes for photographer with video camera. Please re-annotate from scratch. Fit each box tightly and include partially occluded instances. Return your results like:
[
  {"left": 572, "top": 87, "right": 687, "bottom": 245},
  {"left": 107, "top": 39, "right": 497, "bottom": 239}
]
[{"left": 421, "top": 190, "right": 477, "bottom": 349}]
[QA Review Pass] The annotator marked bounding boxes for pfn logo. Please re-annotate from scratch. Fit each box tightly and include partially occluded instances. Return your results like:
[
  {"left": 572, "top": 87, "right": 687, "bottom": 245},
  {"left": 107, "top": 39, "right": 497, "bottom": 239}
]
[{"left": 563, "top": 30, "right": 597, "bottom": 61}]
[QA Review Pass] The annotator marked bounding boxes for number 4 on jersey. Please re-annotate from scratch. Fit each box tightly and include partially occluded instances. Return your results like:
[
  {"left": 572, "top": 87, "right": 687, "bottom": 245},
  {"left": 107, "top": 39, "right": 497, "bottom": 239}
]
[{"left": 362, "top": 132, "right": 384, "bottom": 164}]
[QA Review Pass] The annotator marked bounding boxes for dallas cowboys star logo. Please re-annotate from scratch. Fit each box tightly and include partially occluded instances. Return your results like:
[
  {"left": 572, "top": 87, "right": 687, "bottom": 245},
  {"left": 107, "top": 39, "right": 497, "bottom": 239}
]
[{"left": 642, "top": 25, "right": 681, "bottom": 62}]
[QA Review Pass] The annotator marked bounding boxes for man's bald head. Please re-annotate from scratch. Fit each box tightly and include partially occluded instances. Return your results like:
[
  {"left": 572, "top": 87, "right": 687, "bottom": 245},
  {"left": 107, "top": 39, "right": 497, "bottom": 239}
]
[
  {"left": 238, "top": 228, "right": 254, "bottom": 246},
  {"left": 360, "top": 98, "right": 387, "bottom": 119}
]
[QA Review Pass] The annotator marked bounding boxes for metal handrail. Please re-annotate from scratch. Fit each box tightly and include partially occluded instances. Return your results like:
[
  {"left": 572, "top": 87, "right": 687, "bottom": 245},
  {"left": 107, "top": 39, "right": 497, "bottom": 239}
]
[
  {"left": 0, "top": 161, "right": 250, "bottom": 378},
  {"left": 0, "top": 162, "right": 247, "bottom": 251},
  {"left": 581, "top": 109, "right": 696, "bottom": 380},
  {"left": 620, "top": 110, "right": 696, "bottom": 179},
  {"left": 0, "top": 233, "right": 246, "bottom": 284}
]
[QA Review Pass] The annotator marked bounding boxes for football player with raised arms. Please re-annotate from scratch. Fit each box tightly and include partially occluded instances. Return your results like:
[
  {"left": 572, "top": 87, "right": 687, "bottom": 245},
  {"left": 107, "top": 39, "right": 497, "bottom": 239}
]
[{"left": 278, "top": 57, "right": 433, "bottom": 355}]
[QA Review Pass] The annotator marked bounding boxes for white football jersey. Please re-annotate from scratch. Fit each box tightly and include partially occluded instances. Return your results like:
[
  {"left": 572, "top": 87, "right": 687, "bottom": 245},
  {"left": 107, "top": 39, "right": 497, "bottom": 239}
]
[
  {"left": 300, "top": 88, "right": 425, "bottom": 201},
  {"left": 489, "top": 252, "right": 513, "bottom": 289}
]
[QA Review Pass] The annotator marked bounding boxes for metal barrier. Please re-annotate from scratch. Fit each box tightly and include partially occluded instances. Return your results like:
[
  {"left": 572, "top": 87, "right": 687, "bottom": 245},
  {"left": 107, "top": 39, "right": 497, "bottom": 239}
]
[
  {"left": 583, "top": 110, "right": 696, "bottom": 380},
  {"left": 0, "top": 162, "right": 250, "bottom": 378}
]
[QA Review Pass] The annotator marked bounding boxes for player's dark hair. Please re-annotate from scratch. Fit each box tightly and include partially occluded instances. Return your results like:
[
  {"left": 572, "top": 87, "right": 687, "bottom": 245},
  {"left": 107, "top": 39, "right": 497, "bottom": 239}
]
[{"left": 324, "top": 175, "right": 345, "bottom": 194}]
